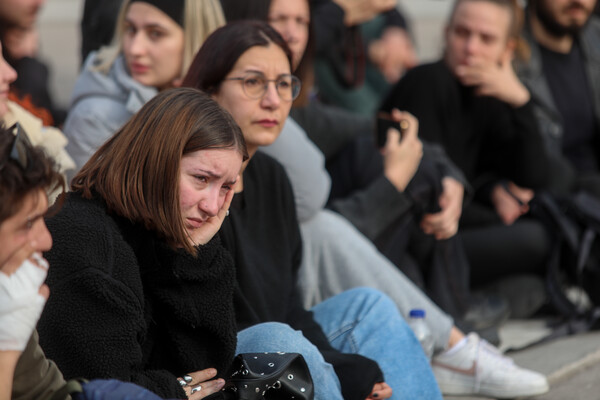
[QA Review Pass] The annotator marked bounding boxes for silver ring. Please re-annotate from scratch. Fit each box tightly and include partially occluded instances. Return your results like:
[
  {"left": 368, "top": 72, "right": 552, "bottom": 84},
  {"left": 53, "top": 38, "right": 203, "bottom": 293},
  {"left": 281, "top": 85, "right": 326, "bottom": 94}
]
[{"left": 191, "top": 385, "right": 202, "bottom": 394}]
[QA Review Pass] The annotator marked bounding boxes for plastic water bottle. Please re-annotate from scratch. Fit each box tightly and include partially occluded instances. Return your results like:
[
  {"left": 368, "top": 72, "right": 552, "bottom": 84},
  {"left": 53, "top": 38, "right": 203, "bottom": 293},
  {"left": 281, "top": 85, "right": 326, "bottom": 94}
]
[{"left": 408, "top": 309, "right": 434, "bottom": 361}]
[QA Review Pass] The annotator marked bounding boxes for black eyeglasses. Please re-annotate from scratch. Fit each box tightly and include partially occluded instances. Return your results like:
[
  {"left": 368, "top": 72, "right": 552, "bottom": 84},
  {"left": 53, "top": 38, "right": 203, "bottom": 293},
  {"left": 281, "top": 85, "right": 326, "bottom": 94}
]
[
  {"left": 226, "top": 72, "right": 302, "bottom": 101},
  {"left": 0, "top": 123, "right": 32, "bottom": 172}
]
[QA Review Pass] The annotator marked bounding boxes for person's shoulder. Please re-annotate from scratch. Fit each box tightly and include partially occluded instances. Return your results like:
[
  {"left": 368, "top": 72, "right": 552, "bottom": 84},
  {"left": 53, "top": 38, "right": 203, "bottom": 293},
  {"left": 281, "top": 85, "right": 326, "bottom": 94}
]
[
  {"left": 249, "top": 151, "right": 288, "bottom": 177},
  {"left": 45, "top": 192, "right": 150, "bottom": 291},
  {"left": 46, "top": 192, "right": 115, "bottom": 240},
  {"left": 383, "top": 60, "right": 454, "bottom": 111},
  {"left": 403, "top": 60, "right": 448, "bottom": 80},
  {"left": 583, "top": 15, "right": 600, "bottom": 51},
  {"left": 391, "top": 60, "right": 453, "bottom": 96},
  {"left": 246, "top": 152, "right": 295, "bottom": 197},
  {"left": 585, "top": 15, "right": 600, "bottom": 33}
]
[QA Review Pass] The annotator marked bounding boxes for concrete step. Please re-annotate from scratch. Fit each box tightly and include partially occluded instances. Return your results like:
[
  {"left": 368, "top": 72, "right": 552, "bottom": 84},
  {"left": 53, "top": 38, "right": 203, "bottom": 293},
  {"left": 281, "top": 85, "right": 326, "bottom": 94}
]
[{"left": 445, "top": 320, "right": 600, "bottom": 399}]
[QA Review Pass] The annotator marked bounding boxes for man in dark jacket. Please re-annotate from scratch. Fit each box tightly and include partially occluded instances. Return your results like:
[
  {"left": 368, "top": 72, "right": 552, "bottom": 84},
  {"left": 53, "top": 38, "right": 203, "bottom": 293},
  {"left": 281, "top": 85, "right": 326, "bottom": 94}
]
[{"left": 516, "top": 0, "right": 600, "bottom": 198}]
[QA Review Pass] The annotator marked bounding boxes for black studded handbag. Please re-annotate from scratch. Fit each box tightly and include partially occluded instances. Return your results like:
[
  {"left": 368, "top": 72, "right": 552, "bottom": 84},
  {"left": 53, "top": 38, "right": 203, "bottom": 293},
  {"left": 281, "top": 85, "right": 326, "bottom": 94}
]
[{"left": 205, "top": 352, "right": 314, "bottom": 400}]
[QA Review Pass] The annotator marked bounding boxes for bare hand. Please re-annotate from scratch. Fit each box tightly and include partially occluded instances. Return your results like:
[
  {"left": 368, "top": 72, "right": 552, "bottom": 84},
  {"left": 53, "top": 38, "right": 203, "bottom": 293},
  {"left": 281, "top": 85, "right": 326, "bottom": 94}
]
[
  {"left": 381, "top": 109, "right": 423, "bottom": 192},
  {"left": 334, "top": 0, "right": 398, "bottom": 26},
  {"left": 421, "top": 177, "right": 464, "bottom": 240},
  {"left": 187, "top": 188, "right": 235, "bottom": 246},
  {"left": 366, "top": 382, "right": 393, "bottom": 399},
  {"left": 369, "top": 27, "right": 417, "bottom": 83},
  {"left": 491, "top": 182, "right": 534, "bottom": 225},
  {"left": 454, "top": 51, "right": 530, "bottom": 107},
  {"left": 1, "top": 240, "right": 37, "bottom": 276},
  {"left": 179, "top": 368, "right": 226, "bottom": 400}
]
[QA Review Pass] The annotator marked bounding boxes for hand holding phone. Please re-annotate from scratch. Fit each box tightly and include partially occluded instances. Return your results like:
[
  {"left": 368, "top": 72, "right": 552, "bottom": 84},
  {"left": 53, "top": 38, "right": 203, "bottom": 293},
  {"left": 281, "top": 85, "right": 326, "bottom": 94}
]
[
  {"left": 375, "top": 112, "right": 409, "bottom": 148},
  {"left": 378, "top": 110, "right": 422, "bottom": 192}
]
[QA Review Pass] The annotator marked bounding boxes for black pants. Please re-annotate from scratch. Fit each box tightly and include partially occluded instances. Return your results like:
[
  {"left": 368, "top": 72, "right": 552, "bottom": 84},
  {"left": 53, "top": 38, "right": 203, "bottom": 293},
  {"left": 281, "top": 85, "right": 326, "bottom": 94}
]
[
  {"left": 326, "top": 135, "right": 470, "bottom": 319},
  {"left": 461, "top": 218, "right": 551, "bottom": 287}
]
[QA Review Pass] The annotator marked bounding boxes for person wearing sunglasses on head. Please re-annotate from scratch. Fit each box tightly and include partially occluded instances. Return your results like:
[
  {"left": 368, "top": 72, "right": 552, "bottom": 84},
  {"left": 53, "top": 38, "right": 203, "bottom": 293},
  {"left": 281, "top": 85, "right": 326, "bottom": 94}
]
[
  {"left": 0, "top": 91, "right": 245, "bottom": 400},
  {"left": 0, "top": 124, "right": 174, "bottom": 400}
]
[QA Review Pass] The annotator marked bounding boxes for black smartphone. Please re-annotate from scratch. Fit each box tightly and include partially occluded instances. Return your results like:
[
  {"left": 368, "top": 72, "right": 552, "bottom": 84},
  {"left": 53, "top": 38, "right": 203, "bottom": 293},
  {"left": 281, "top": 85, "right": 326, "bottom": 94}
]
[{"left": 375, "top": 112, "right": 402, "bottom": 148}]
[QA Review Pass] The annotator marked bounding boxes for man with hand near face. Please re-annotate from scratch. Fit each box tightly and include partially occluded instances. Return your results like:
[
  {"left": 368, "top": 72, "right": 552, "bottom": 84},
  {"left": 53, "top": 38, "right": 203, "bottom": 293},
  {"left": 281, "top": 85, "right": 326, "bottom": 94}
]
[
  {"left": 380, "top": 0, "right": 551, "bottom": 319},
  {"left": 517, "top": 0, "right": 600, "bottom": 198}
]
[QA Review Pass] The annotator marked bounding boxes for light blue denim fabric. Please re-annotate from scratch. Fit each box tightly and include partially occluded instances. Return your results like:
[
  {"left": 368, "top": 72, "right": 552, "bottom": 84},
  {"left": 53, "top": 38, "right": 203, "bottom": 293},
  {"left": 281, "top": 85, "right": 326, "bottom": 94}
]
[
  {"left": 237, "top": 288, "right": 442, "bottom": 400},
  {"left": 311, "top": 287, "right": 442, "bottom": 400}
]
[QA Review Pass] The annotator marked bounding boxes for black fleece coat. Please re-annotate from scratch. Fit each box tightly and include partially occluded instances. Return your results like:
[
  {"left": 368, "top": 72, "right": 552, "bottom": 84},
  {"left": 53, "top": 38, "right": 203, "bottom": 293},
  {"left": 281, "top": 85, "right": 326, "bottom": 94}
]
[
  {"left": 380, "top": 60, "right": 548, "bottom": 189},
  {"left": 380, "top": 60, "right": 549, "bottom": 224},
  {"left": 38, "top": 192, "right": 237, "bottom": 399},
  {"left": 219, "top": 152, "right": 384, "bottom": 400}
]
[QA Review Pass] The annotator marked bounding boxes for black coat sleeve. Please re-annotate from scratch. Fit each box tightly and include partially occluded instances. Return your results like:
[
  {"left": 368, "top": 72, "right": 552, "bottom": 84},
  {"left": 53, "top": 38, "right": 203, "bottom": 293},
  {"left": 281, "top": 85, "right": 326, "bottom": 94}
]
[
  {"left": 481, "top": 100, "right": 549, "bottom": 190},
  {"left": 40, "top": 213, "right": 184, "bottom": 398}
]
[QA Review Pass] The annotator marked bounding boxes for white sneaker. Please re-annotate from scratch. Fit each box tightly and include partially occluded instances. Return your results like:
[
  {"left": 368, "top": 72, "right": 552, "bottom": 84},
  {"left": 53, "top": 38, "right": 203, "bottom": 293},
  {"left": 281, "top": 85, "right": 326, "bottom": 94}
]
[{"left": 432, "top": 333, "right": 549, "bottom": 398}]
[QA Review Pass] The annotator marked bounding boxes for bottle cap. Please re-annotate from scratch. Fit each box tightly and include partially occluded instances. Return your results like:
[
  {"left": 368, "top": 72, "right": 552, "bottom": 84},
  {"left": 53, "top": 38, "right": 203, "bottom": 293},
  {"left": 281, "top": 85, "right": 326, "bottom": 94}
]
[{"left": 409, "top": 309, "right": 425, "bottom": 318}]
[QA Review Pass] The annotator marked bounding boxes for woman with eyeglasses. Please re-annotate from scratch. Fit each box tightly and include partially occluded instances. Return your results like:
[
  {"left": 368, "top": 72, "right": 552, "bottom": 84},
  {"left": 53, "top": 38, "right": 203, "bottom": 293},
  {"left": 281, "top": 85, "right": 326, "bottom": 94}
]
[{"left": 183, "top": 20, "right": 443, "bottom": 400}]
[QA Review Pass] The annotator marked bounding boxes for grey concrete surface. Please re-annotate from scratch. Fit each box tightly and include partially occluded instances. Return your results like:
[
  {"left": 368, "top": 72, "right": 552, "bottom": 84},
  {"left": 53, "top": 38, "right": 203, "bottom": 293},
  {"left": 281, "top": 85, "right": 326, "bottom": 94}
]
[
  {"left": 447, "top": 322, "right": 600, "bottom": 400},
  {"left": 534, "top": 362, "right": 600, "bottom": 400}
]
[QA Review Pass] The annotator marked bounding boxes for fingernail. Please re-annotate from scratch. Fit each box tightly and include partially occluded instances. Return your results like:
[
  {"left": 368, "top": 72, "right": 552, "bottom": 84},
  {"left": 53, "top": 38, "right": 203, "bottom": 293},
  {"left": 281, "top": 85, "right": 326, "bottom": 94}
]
[{"left": 373, "top": 393, "right": 379, "bottom": 398}]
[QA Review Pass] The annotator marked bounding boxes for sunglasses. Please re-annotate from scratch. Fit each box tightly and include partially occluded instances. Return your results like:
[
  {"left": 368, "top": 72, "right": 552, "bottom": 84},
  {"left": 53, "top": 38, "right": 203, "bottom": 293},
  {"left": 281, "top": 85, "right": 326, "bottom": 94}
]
[{"left": 0, "top": 123, "right": 32, "bottom": 172}]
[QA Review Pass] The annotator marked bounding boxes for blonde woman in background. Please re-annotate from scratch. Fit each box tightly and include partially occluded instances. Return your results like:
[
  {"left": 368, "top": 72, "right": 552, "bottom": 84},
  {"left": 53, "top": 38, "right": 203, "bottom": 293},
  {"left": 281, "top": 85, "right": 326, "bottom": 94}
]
[{"left": 63, "top": 0, "right": 225, "bottom": 176}]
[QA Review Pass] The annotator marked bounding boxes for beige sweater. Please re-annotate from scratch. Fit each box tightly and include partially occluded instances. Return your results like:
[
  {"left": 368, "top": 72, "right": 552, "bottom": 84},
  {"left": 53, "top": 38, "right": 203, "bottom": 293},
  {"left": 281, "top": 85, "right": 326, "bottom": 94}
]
[
  {"left": 4, "top": 101, "right": 75, "bottom": 174},
  {"left": 4, "top": 101, "right": 75, "bottom": 200}
]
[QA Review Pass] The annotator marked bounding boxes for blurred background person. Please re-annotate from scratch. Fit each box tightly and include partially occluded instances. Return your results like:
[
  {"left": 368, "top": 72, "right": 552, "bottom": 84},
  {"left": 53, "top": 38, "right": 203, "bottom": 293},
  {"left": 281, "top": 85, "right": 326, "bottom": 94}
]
[
  {"left": 0, "top": 38, "right": 74, "bottom": 197},
  {"left": 380, "top": 0, "right": 552, "bottom": 320},
  {"left": 311, "top": 0, "right": 418, "bottom": 116},
  {"left": 63, "top": 0, "right": 224, "bottom": 177},
  {"left": 0, "top": 0, "right": 65, "bottom": 126}
]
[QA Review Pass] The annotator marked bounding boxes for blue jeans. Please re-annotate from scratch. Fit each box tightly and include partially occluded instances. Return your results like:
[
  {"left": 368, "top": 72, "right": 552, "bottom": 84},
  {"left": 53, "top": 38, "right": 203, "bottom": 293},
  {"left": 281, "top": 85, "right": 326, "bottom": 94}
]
[
  {"left": 237, "top": 287, "right": 442, "bottom": 400},
  {"left": 237, "top": 322, "right": 343, "bottom": 399}
]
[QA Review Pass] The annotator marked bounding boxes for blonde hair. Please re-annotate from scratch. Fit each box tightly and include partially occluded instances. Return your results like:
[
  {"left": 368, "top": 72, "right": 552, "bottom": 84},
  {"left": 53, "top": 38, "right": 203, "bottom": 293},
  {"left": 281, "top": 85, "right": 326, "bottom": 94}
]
[
  {"left": 93, "top": 0, "right": 225, "bottom": 79},
  {"left": 449, "top": 0, "right": 530, "bottom": 61}
]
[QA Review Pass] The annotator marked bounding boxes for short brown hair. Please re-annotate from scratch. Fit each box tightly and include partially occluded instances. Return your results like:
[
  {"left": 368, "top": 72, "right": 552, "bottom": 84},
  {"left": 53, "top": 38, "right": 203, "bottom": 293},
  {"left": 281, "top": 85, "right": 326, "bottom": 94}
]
[
  {"left": 72, "top": 87, "right": 247, "bottom": 253},
  {"left": 0, "top": 124, "right": 65, "bottom": 224}
]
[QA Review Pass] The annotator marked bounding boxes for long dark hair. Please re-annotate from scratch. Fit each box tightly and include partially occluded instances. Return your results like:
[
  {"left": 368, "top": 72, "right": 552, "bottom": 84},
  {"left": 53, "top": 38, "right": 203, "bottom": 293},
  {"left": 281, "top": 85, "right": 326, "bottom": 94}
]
[{"left": 182, "top": 20, "right": 293, "bottom": 94}]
